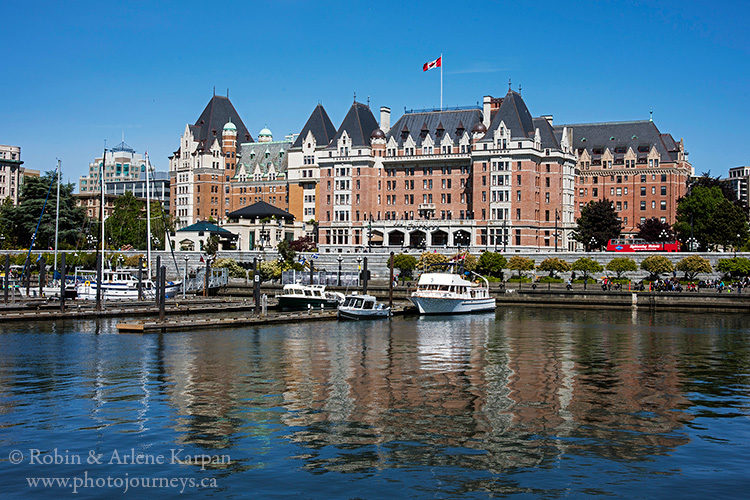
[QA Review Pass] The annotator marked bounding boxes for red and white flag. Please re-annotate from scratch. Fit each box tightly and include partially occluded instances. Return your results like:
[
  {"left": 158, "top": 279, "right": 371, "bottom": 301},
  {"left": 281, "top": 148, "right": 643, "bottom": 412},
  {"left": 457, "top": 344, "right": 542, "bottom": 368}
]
[{"left": 423, "top": 56, "right": 441, "bottom": 72}]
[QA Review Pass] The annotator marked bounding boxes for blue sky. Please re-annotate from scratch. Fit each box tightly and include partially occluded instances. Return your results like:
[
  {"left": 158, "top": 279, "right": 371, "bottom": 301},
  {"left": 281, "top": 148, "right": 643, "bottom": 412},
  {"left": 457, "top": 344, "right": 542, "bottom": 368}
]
[{"left": 2, "top": 0, "right": 748, "bottom": 185}]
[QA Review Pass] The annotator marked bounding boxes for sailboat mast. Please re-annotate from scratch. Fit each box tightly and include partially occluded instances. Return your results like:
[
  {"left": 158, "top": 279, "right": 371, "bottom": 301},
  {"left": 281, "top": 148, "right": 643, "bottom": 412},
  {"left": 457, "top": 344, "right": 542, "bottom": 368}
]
[
  {"left": 54, "top": 159, "right": 61, "bottom": 273},
  {"left": 145, "top": 152, "right": 152, "bottom": 278}
]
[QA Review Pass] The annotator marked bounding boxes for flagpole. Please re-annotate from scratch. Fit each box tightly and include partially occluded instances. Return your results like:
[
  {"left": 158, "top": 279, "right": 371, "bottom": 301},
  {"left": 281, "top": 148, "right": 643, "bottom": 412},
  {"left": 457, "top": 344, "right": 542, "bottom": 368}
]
[{"left": 440, "top": 53, "right": 443, "bottom": 111}]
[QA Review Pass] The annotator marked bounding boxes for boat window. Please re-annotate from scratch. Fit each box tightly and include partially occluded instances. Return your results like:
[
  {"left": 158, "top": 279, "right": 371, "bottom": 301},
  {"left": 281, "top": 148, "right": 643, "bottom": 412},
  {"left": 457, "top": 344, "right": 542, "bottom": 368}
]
[
  {"left": 363, "top": 300, "right": 374, "bottom": 309},
  {"left": 304, "top": 289, "right": 312, "bottom": 296}
]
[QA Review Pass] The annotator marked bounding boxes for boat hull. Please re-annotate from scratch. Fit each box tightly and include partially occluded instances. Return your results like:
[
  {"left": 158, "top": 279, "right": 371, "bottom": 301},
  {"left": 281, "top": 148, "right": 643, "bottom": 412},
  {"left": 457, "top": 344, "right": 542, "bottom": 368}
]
[
  {"left": 278, "top": 296, "right": 339, "bottom": 311},
  {"left": 337, "top": 307, "right": 391, "bottom": 320},
  {"left": 410, "top": 295, "right": 496, "bottom": 315}
]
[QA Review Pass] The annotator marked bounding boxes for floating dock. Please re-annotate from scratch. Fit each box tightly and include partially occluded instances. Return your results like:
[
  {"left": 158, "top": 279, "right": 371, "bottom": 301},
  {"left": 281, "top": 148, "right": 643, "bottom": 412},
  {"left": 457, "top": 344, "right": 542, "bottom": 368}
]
[{"left": 117, "top": 305, "right": 411, "bottom": 333}]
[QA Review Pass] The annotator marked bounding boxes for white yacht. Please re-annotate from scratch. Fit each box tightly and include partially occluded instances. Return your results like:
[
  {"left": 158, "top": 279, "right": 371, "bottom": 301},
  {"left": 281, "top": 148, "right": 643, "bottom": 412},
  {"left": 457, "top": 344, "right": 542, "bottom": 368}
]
[
  {"left": 77, "top": 269, "right": 180, "bottom": 301},
  {"left": 338, "top": 294, "right": 390, "bottom": 320},
  {"left": 277, "top": 284, "right": 344, "bottom": 311},
  {"left": 410, "top": 267, "right": 496, "bottom": 315}
]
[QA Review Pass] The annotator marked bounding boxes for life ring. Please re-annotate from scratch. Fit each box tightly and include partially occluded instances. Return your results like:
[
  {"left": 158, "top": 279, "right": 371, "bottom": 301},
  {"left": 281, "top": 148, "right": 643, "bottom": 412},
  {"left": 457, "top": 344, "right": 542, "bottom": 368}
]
[{"left": 84, "top": 280, "right": 91, "bottom": 286}]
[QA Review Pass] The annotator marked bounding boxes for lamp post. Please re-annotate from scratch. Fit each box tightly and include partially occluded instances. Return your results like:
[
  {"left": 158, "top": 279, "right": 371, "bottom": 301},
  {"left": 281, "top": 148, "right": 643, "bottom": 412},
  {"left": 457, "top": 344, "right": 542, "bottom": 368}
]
[
  {"left": 589, "top": 237, "right": 597, "bottom": 253},
  {"left": 356, "top": 256, "right": 362, "bottom": 286},
  {"left": 686, "top": 237, "right": 697, "bottom": 252},
  {"left": 660, "top": 229, "right": 669, "bottom": 250},
  {"left": 735, "top": 233, "right": 741, "bottom": 258},
  {"left": 337, "top": 255, "right": 343, "bottom": 286},
  {"left": 183, "top": 255, "right": 189, "bottom": 298}
]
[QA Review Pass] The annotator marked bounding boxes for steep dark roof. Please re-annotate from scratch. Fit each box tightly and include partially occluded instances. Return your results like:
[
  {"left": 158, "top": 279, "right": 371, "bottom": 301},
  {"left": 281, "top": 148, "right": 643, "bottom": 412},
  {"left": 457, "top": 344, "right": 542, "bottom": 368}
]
[
  {"left": 292, "top": 104, "right": 337, "bottom": 149},
  {"left": 532, "top": 117, "right": 560, "bottom": 149},
  {"left": 552, "top": 120, "right": 678, "bottom": 161},
  {"left": 386, "top": 108, "right": 482, "bottom": 147},
  {"left": 177, "top": 221, "right": 233, "bottom": 234},
  {"left": 192, "top": 95, "right": 253, "bottom": 149},
  {"left": 227, "top": 200, "right": 294, "bottom": 221},
  {"left": 482, "top": 90, "right": 535, "bottom": 141},
  {"left": 327, "top": 102, "right": 380, "bottom": 148}
]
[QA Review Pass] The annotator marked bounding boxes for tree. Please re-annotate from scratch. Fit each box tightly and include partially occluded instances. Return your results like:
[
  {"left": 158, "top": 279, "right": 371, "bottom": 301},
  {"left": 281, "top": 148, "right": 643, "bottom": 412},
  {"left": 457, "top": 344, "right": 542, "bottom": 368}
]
[
  {"left": 507, "top": 256, "right": 535, "bottom": 280},
  {"left": 717, "top": 257, "right": 750, "bottom": 278},
  {"left": 571, "top": 257, "right": 603, "bottom": 283},
  {"left": 640, "top": 255, "right": 674, "bottom": 281},
  {"left": 205, "top": 234, "right": 219, "bottom": 256},
  {"left": 674, "top": 185, "right": 749, "bottom": 251},
  {"left": 391, "top": 253, "right": 417, "bottom": 278},
  {"left": 477, "top": 251, "right": 506, "bottom": 278},
  {"left": 0, "top": 197, "right": 15, "bottom": 249},
  {"left": 277, "top": 239, "right": 296, "bottom": 265},
  {"left": 573, "top": 199, "right": 622, "bottom": 251},
  {"left": 606, "top": 257, "right": 638, "bottom": 280},
  {"left": 537, "top": 257, "right": 571, "bottom": 277},
  {"left": 637, "top": 218, "right": 674, "bottom": 242},
  {"left": 675, "top": 255, "right": 712, "bottom": 280},
  {"left": 105, "top": 192, "right": 143, "bottom": 249},
  {"left": 289, "top": 235, "right": 316, "bottom": 252},
  {"left": 1, "top": 171, "right": 87, "bottom": 250},
  {"left": 417, "top": 252, "right": 448, "bottom": 270},
  {"left": 451, "top": 251, "right": 477, "bottom": 272}
]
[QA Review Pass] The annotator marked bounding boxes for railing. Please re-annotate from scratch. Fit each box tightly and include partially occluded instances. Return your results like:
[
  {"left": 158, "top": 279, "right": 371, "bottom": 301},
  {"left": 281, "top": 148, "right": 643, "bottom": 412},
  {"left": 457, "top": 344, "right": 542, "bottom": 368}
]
[
  {"left": 282, "top": 270, "right": 359, "bottom": 286},
  {"left": 183, "top": 267, "right": 228, "bottom": 292}
]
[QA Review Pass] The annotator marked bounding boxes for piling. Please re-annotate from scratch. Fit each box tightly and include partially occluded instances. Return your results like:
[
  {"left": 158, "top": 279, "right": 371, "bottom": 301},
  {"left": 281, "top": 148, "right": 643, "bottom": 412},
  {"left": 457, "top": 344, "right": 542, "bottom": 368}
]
[
  {"left": 363, "top": 257, "right": 369, "bottom": 294},
  {"left": 155, "top": 256, "right": 162, "bottom": 308},
  {"left": 159, "top": 265, "right": 166, "bottom": 321},
  {"left": 38, "top": 256, "right": 45, "bottom": 297},
  {"left": 204, "top": 259, "right": 209, "bottom": 297},
  {"left": 60, "top": 253, "right": 66, "bottom": 312},
  {"left": 389, "top": 251, "right": 394, "bottom": 309},
  {"left": 253, "top": 257, "right": 260, "bottom": 315},
  {"left": 4, "top": 254, "right": 9, "bottom": 304},
  {"left": 137, "top": 256, "right": 143, "bottom": 301}
]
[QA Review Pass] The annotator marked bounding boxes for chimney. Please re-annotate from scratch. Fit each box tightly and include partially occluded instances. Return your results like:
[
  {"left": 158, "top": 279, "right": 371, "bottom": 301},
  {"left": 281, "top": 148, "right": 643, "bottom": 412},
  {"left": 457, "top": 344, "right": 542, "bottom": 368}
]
[
  {"left": 541, "top": 115, "right": 553, "bottom": 125},
  {"left": 482, "top": 96, "right": 492, "bottom": 127},
  {"left": 380, "top": 106, "right": 391, "bottom": 133}
]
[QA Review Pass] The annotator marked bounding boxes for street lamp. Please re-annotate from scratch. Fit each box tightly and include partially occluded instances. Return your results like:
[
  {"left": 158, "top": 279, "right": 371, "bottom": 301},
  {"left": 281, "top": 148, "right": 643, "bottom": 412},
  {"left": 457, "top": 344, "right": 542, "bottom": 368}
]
[
  {"left": 589, "top": 237, "right": 597, "bottom": 252},
  {"left": 183, "top": 255, "right": 189, "bottom": 298},
  {"left": 337, "top": 255, "right": 343, "bottom": 286},
  {"left": 660, "top": 229, "right": 669, "bottom": 250},
  {"left": 356, "top": 256, "right": 362, "bottom": 286},
  {"left": 735, "top": 233, "right": 741, "bottom": 258}
]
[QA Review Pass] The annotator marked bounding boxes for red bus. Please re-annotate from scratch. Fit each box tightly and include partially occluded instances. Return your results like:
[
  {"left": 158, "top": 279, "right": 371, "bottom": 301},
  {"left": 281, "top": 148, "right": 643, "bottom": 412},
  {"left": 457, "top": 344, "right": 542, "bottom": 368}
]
[{"left": 606, "top": 238, "right": 681, "bottom": 252}]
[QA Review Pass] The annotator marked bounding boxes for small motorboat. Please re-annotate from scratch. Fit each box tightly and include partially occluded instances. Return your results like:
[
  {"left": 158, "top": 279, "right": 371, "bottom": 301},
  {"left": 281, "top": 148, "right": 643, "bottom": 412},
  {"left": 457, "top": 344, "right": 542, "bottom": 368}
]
[{"left": 338, "top": 294, "right": 391, "bottom": 320}]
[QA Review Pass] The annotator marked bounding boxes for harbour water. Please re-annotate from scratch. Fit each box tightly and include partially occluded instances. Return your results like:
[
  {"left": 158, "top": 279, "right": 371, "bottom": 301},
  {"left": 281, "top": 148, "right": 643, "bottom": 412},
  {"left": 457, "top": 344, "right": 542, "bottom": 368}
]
[{"left": 0, "top": 308, "right": 748, "bottom": 498}]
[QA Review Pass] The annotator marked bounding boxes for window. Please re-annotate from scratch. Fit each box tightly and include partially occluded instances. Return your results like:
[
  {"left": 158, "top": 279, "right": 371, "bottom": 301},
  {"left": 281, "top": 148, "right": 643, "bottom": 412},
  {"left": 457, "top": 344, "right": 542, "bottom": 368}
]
[
  {"left": 660, "top": 201, "right": 667, "bottom": 210},
  {"left": 641, "top": 186, "right": 646, "bottom": 196},
  {"left": 661, "top": 186, "right": 667, "bottom": 195},
  {"left": 517, "top": 190, "right": 521, "bottom": 201},
  {"left": 641, "top": 175, "right": 647, "bottom": 183},
  {"left": 516, "top": 208, "right": 521, "bottom": 220},
  {"left": 661, "top": 174, "right": 667, "bottom": 182},
  {"left": 517, "top": 174, "right": 522, "bottom": 185},
  {"left": 640, "top": 201, "right": 646, "bottom": 210}
]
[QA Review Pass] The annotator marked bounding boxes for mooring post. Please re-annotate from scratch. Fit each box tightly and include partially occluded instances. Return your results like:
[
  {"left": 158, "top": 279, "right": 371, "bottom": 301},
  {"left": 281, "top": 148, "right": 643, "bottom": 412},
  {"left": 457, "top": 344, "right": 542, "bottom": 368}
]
[
  {"left": 4, "top": 254, "right": 9, "bottom": 304},
  {"left": 38, "top": 256, "right": 45, "bottom": 297},
  {"left": 155, "top": 255, "right": 161, "bottom": 306},
  {"left": 60, "top": 253, "right": 66, "bottom": 312},
  {"left": 363, "top": 257, "right": 369, "bottom": 294},
  {"left": 253, "top": 257, "right": 260, "bottom": 315},
  {"left": 204, "top": 259, "right": 210, "bottom": 297},
  {"left": 24, "top": 256, "right": 30, "bottom": 297},
  {"left": 389, "top": 251, "right": 394, "bottom": 309},
  {"left": 137, "top": 256, "right": 143, "bottom": 301},
  {"left": 159, "top": 265, "right": 166, "bottom": 322},
  {"left": 310, "top": 260, "right": 314, "bottom": 285}
]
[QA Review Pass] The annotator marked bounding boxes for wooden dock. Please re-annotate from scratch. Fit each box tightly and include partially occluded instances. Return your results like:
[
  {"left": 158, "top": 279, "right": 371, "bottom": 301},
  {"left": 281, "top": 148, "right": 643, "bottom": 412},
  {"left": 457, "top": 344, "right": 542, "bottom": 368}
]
[
  {"left": 0, "top": 297, "right": 260, "bottom": 322},
  {"left": 116, "top": 305, "right": 411, "bottom": 333}
]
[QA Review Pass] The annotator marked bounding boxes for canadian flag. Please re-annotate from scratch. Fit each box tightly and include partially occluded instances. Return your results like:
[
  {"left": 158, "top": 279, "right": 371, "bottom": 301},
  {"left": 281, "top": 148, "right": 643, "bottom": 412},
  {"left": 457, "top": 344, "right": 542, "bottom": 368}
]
[{"left": 423, "top": 56, "right": 441, "bottom": 72}]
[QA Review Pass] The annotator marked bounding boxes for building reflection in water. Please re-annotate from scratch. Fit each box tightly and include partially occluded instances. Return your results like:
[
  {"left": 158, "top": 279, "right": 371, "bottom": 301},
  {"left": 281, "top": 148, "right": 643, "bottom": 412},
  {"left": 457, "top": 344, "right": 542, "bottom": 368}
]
[{"left": 146, "top": 308, "right": 741, "bottom": 476}]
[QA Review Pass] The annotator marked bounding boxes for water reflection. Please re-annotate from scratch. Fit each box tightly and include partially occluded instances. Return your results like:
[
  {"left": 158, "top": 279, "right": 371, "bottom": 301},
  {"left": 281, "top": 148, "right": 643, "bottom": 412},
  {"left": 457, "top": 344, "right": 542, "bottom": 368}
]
[{"left": 0, "top": 308, "right": 749, "bottom": 496}]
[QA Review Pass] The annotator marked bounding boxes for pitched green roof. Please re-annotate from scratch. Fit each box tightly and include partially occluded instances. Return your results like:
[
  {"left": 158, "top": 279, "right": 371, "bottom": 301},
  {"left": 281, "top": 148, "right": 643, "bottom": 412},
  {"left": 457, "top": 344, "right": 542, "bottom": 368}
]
[{"left": 176, "top": 221, "right": 233, "bottom": 233}]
